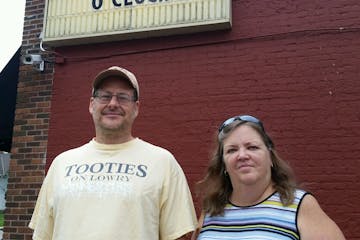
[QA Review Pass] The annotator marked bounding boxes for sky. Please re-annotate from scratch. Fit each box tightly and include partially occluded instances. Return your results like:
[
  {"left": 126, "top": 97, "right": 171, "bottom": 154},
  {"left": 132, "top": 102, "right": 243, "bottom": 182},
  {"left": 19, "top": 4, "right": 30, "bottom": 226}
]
[{"left": 0, "top": 1, "right": 26, "bottom": 72}]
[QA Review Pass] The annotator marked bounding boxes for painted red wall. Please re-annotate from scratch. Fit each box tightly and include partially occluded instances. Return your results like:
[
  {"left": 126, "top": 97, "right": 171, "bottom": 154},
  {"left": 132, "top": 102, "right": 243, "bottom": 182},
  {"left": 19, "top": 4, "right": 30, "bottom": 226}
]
[{"left": 46, "top": 0, "right": 360, "bottom": 238}]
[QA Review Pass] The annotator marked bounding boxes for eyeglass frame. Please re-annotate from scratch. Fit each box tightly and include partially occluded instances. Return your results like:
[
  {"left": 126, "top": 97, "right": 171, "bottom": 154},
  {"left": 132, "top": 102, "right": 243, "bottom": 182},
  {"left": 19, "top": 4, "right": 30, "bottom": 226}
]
[
  {"left": 93, "top": 90, "right": 136, "bottom": 104},
  {"left": 218, "top": 115, "right": 274, "bottom": 149}
]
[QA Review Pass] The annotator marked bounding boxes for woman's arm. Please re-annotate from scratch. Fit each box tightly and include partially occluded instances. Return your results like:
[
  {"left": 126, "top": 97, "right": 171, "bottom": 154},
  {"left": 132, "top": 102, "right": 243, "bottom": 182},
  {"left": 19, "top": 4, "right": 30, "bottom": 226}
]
[{"left": 298, "top": 194, "right": 346, "bottom": 240}]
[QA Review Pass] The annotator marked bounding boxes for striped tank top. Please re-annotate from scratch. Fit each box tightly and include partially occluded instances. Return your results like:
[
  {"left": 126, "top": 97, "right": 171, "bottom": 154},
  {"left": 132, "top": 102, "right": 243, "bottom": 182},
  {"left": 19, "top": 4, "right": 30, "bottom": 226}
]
[{"left": 198, "top": 189, "right": 308, "bottom": 240}]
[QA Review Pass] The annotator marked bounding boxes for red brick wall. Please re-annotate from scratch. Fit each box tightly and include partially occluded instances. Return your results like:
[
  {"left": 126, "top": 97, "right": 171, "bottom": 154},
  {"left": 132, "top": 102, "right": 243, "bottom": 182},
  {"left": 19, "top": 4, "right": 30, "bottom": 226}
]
[
  {"left": 6, "top": 0, "right": 360, "bottom": 239},
  {"left": 4, "top": 0, "right": 54, "bottom": 239}
]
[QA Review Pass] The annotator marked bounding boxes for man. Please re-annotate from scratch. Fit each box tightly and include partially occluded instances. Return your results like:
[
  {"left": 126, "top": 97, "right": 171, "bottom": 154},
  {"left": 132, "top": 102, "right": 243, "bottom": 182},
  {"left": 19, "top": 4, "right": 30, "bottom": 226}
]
[{"left": 29, "top": 66, "right": 197, "bottom": 240}]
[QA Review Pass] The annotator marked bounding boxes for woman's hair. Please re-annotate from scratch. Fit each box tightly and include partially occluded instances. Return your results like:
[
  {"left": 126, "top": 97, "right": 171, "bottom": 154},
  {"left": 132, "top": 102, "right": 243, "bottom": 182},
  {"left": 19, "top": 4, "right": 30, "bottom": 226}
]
[{"left": 196, "top": 120, "right": 297, "bottom": 216}]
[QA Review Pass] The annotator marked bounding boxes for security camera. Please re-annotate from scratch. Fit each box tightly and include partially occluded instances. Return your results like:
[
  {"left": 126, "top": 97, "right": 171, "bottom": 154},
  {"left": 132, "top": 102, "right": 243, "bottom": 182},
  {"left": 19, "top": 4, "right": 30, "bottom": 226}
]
[
  {"left": 21, "top": 54, "right": 45, "bottom": 72},
  {"left": 21, "top": 54, "right": 43, "bottom": 65}
]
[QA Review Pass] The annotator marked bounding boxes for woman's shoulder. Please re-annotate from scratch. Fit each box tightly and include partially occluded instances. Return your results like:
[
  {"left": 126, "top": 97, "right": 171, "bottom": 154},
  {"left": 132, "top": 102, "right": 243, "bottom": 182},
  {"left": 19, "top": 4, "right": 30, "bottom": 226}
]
[
  {"left": 297, "top": 193, "right": 346, "bottom": 239},
  {"left": 270, "top": 188, "right": 308, "bottom": 205},
  {"left": 294, "top": 188, "right": 310, "bottom": 202}
]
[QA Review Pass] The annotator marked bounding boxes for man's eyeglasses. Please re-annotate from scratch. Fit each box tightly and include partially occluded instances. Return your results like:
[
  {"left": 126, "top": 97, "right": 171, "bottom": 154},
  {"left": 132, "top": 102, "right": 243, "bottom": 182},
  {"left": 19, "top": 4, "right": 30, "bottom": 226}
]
[
  {"left": 93, "top": 91, "right": 135, "bottom": 104},
  {"left": 218, "top": 115, "right": 274, "bottom": 148}
]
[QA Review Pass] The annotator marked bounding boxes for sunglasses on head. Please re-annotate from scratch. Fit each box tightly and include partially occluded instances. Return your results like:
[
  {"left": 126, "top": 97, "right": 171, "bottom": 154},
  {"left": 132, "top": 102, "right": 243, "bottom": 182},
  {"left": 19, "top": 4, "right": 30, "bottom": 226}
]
[
  {"left": 218, "top": 115, "right": 265, "bottom": 132},
  {"left": 218, "top": 115, "right": 274, "bottom": 148}
]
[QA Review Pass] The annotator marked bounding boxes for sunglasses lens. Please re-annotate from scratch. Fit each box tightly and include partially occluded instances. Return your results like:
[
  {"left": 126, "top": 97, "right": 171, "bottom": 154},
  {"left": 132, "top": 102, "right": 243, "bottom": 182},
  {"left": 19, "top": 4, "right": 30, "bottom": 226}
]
[
  {"left": 223, "top": 117, "right": 235, "bottom": 126},
  {"left": 238, "top": 115, "right": 260, "bottom": 124},
  {"left": 219, "top": 117, "right": 235, "bottom": 132}
]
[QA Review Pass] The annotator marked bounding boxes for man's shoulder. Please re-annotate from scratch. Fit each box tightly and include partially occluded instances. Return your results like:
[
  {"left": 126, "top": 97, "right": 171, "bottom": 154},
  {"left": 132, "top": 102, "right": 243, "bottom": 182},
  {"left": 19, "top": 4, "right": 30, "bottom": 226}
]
[
  {"left": 134, "top": 138, "right": 178, "bottom": 164},
  {"left": 54, "top": 142, "right": 90, "bottom": 159},
  {"left": 136, "top": 138, "right": 172, "bottom": 153}
]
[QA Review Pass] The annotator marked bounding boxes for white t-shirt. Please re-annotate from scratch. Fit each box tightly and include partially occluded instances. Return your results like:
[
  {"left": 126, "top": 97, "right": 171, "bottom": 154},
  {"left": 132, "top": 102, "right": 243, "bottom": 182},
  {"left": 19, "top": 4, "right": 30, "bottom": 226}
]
[{"left": 29, "top": 138, "right": 197, "bottom": 240}]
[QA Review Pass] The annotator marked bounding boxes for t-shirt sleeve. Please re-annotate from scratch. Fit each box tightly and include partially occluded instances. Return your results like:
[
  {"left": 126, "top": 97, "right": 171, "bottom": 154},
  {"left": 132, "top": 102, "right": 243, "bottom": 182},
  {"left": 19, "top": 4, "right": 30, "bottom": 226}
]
[
  {"left": 159, "top": 156, "right": 197, "bottom": 240},
  {"left": 28, "top": 163, "right": 55, "bottom": 240}
]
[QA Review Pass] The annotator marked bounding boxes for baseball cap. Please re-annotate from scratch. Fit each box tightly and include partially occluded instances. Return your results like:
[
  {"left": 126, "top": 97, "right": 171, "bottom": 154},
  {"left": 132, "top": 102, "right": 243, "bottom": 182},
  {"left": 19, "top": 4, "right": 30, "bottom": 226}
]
[{"left": 92, "top": 66, "right": 139, "bottom": 99}]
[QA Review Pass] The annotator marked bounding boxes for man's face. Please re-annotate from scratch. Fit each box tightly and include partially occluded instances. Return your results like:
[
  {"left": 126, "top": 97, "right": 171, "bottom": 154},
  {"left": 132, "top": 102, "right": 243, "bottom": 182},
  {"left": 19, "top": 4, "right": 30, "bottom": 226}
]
[{"left": 89, "top": 77, "right": 139, "bottom": 136}]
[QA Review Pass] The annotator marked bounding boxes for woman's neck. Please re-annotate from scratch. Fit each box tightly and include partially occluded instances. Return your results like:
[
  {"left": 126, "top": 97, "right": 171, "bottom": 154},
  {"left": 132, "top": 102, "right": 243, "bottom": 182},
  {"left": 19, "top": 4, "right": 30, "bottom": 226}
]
[{"left": 230, "top": 181, "right": 275, "bottom": 206}]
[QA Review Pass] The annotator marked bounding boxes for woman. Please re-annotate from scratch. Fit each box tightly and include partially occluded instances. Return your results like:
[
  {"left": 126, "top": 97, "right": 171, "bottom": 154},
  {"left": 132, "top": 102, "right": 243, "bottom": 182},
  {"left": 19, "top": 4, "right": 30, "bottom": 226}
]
[{"left": 195, "top": 115, "right": 345, "bottom": 240}]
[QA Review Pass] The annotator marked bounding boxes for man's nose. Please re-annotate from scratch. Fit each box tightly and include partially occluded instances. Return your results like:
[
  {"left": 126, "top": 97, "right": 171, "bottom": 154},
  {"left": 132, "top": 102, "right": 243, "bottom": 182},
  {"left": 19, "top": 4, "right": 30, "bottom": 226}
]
[{"left": 108, "top": 95, "right": 120, "bottom": 105}]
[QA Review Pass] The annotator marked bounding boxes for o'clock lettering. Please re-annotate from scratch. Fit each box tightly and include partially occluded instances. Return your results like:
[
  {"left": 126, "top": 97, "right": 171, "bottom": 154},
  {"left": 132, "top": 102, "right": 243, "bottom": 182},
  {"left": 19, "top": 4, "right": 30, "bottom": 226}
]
[{"left": 92, "top": 0, "right": 168, "bottom": 10}]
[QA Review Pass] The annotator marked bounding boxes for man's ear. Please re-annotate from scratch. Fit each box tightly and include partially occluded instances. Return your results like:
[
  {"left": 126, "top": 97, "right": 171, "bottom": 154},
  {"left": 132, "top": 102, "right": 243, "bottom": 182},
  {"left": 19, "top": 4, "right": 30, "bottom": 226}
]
[
  {"left": 133, "top": 100, "right": 140, "bottom": 118},
  {"left": 89, "top": 97, "right": 95, "bottom": 114}
]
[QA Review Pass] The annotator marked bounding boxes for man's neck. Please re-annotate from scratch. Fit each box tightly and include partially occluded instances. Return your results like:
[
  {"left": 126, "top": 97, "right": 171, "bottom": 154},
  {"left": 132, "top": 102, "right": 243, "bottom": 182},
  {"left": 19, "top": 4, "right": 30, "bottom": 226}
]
[{"left": 95, "top": 132, "right": 134, "bottom": 144}]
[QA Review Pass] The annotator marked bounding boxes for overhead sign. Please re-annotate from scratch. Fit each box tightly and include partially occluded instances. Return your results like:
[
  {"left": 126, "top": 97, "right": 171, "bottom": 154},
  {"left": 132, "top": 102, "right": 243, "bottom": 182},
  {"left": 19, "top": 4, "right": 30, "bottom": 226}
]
[{"left": 43, "top": 0, "right": 232, "bottom": 46}]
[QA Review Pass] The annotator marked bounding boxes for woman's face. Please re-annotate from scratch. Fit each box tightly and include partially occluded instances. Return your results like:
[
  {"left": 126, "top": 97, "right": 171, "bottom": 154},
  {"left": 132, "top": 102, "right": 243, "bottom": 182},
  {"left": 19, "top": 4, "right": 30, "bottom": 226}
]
[{"left": 222, "top": 124, "right": 272, "bottom": 188}]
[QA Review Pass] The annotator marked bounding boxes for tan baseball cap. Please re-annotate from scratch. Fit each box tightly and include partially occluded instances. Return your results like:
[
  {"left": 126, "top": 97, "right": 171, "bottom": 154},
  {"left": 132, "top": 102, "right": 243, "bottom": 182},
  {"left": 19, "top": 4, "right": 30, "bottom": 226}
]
[{"left": 92, "top": 66, "right": 139, "bottom": 99}]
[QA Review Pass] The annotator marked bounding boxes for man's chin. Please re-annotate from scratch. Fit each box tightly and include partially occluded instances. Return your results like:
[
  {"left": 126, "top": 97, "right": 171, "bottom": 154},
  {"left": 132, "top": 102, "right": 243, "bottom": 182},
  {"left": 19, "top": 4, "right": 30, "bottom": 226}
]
[
  {"left": 103, "top": 124, "right": 122, "bottom": 130},
  {"left": 100, "top": 121, "right": 124, "bottom": 131}
]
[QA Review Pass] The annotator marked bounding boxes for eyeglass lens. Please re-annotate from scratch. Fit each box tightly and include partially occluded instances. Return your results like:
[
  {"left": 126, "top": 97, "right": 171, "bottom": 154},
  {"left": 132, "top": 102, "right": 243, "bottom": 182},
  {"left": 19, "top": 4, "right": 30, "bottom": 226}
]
[{"left": 95, "top": 91, "right": 134, "bottom": 104}]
